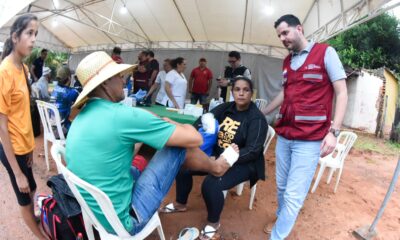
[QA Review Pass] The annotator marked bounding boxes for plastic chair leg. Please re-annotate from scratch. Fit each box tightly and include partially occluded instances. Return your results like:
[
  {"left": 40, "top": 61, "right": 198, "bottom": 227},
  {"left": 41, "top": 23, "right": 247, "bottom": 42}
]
[
  {"left": 44, "top": 138, "right": 50, "bottom": 171},
  {"left": 249, "top": 184, "right": 257, "bottom": 210},
  {"left": 326, "top": 168, "right": 335, "bottom": 184},
  {"left": 236, "top": 183, "right": 244, "bottom": 196},
  {"left": 334, "top": 167, "right": 344, "bottom": 193},
  {"left": 156, "top": 222, "right": 166, "bottom": 240},
  {"left": 311, "top": 163, "right": 326, "bottom": 193},
  {"left": 82, "top": 213, "right": 95, "bottom": 240}
]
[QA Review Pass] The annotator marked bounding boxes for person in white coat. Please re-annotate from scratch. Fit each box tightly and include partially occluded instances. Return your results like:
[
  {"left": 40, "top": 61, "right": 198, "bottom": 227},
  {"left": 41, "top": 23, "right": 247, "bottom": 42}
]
[{"left": 165, "top": 57, "right": 187, "bottom": 109}]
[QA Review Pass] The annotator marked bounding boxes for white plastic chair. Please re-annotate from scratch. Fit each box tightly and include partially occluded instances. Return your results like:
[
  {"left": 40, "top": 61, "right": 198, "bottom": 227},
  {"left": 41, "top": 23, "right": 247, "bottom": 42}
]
[
  {"left": 36, "top": 100, "right": 66, "bottom": 171},
  {"left": 223, "top": 125, "right": 275, "bottom": 210},
  {"left": 311, "top": 131, "right": 358, "bottom": 193},
  {"left": 50, "top": 144, "right": 166, "bottom": 240},
  {"left": 254, "top": 99, "right": 268, "bottom": 113}
]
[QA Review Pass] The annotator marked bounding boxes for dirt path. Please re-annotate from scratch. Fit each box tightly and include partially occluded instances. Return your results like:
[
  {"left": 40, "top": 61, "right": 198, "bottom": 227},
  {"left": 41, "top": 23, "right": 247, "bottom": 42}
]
[{"left": 0, "top": 135, "right": 399, "bottom": 240}]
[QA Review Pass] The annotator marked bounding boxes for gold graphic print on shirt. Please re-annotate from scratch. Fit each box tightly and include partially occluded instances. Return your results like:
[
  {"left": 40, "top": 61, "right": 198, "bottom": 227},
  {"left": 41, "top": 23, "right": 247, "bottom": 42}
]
[{"left": 218, "top": 117, "right": 240, "bottom": 149}]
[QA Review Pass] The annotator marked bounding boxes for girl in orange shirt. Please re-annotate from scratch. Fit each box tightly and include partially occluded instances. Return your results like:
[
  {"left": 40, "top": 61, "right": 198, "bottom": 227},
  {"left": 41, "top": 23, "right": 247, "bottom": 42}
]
[{"left": 0, "top": 14, "right": 47, "bottom": 239}]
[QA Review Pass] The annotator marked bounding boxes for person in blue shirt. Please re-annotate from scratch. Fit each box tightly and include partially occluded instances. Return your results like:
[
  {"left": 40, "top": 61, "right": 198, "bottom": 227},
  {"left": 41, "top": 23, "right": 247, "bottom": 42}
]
[{"left": 51, "top": 66, "right": 79, "bottom": 130}]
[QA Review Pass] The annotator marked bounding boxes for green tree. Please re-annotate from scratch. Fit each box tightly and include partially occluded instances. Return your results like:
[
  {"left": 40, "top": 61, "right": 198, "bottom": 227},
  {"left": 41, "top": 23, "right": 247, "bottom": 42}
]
[
  {"left": 25, "top": 48, "right": 69, "bottom": 78},
  {"left": 328, "top": 13, "right": 400, "bottom": 73}
]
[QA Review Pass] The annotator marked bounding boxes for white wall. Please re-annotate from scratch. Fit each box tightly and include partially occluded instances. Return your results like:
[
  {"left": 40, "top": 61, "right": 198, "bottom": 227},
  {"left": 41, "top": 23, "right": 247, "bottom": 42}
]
[{"left": 343, "top": 71, "right": 383, "bottom": 133}]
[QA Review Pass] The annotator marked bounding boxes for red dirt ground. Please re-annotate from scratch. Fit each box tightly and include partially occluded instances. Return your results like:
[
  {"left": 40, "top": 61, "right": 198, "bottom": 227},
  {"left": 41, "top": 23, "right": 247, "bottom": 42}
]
[{"left": 0, "top": 135, "right": 399, "bottom": 240}]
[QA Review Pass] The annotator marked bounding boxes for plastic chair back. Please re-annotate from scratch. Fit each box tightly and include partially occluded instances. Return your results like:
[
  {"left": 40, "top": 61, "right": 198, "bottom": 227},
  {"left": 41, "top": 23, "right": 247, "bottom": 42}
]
[
  {"left": 50, "top": 144, "right": 166, "bottom": 240},
  {"left": 50, "top": 144, "right": 131, "bottom": 238},
  {"left": 36, "top": 100, "right": 65, "bottom": 142},
  {"left": 255, "top": 99, "right": 268, "bottom": 113},
  {"left": 336, "top": 131, "right": 358, "bottom": 167},
  {"left": 264, "top": 125, "right": 275, "bottom": 155}
]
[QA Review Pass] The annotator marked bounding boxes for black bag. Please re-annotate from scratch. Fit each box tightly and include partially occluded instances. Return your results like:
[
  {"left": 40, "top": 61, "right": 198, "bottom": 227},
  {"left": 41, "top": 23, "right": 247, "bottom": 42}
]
[
  {"left": 40, "top": 196, "right": 88, "bottom": 240},
  {"left": 30, "top": 98, "right": 41, "bottom": 137},
  {"left": 22, "top": 65, "right": 41, "bottom": 137}
]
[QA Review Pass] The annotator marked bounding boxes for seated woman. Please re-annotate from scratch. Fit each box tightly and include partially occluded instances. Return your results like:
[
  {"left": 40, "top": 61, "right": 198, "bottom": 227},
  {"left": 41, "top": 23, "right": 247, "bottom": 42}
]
[
  {"left": 160, "top": 76, "right": 268, "bottom": 239},
  {"left": 51, "top": 66, "right": 79, "bottom": 131}
]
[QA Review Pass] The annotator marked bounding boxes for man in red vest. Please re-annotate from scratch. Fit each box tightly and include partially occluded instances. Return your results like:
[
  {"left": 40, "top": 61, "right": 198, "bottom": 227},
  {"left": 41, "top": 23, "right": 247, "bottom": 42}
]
[{"left": 262, "top": 14, "right": 348, "bottom": 239}]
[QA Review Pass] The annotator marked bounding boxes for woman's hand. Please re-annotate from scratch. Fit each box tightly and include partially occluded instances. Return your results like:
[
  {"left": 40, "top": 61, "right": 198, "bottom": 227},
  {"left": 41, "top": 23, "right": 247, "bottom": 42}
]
[{"left": 26, "top": 151, "right": 33, "bottom": 168}]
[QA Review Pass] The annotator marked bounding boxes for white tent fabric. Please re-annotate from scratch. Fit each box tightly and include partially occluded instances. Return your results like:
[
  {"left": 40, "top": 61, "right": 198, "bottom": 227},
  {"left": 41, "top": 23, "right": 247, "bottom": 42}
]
[
  {"left": 0, "top": 0, "right": 398, "bottom": 121},
  {"left": 0, "top": 0, "right": 397, "bottom": 57}
]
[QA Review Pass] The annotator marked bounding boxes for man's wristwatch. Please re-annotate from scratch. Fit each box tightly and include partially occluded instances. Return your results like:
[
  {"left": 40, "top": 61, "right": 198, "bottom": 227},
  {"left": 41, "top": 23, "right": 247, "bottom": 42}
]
[{"left": 329, "top": 127, "right": 340, "bottom": 137}]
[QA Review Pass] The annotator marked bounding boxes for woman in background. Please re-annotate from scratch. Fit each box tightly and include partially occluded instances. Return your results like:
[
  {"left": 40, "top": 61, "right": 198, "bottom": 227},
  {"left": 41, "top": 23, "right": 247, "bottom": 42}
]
[
  {"left": 0, "top": 14, "right": 47, "bottom": 239},
  {"left": 145, "top": 58, "right": 172, "bottom": 106},
  {"left": 165, "top": 57, "right": 187, "bottom": 109}
]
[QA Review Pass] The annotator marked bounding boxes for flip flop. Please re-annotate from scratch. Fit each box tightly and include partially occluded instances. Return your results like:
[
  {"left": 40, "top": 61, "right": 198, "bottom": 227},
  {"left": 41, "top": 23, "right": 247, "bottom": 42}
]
[
  {"left": 199, "top": 224, "right": 221, "bottom": 240},
  {"left": 159, "top": 203, "right": 187, "bottom": 213},
  {"left": 177, "top": 227, "right": 199, "bottom": 240}
]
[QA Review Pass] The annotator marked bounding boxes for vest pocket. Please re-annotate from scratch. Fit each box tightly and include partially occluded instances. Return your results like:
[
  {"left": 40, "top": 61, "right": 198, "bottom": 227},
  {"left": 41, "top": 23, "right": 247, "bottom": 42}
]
[
  {"left": 293, "top": 105, "right": 328, "bottom": 139},
  {"left": 294, "top": 104, "right": 327, "bottom": 123},
  {"left": 302, "top": 73, "right": 323, "bottom": 83}
]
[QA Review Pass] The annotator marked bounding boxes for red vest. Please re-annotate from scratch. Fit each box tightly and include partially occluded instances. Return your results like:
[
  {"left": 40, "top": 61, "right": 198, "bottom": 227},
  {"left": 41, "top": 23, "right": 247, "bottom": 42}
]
[{"left": 275, "top": 43, "right": 333, "bottom": 140}]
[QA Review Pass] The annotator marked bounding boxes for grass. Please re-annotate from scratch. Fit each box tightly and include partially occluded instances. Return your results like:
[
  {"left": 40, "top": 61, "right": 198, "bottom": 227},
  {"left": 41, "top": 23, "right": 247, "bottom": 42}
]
[{"left": 353, "top": 133, "right": 400, "bottom": 156}]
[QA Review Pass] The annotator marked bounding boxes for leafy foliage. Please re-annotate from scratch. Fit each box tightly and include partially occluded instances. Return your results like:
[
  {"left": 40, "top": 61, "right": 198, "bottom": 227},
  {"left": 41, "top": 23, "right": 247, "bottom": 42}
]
[
  {"left": 24, "top": 48, "right": 69, "bottom": 78},
  {"left": 328, "top": 13, "right": 400, "bottom": 73}
]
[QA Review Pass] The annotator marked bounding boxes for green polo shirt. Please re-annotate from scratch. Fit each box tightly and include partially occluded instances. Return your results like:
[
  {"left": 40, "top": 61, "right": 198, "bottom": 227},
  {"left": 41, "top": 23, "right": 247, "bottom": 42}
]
[{"left": 66, "top": 98, "right": 175, "bottom": 233}]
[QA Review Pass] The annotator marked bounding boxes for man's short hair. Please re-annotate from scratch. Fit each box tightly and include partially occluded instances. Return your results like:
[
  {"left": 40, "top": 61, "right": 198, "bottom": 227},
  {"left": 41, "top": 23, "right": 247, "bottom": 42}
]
[
  {"left": 41, "top": 48, "right": 48, "bottom": 54},
  {"left": 112, "top": 46, "right": 121, "bottom": 55},
  {"left": 199, "top": 58, "right": 206, "bottom": 62},
  {"left": 228, "top": 51, "right": 241, "bottom": 59},
  {"left": 147, "top": 50, "right": 155, "bottom": 58},
  {"left": 56, "top": 66, "right": 71, "bottom": 86},
  {"left": 274, "top": 14, "right": 301, "bottom": 28}
]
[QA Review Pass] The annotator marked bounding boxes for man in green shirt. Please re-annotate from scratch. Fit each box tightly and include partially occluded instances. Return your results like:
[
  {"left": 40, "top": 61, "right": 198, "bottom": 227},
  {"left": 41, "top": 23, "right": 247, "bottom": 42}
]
[{"left": 66, "top": 51, "right": 235, "bottom": 235}]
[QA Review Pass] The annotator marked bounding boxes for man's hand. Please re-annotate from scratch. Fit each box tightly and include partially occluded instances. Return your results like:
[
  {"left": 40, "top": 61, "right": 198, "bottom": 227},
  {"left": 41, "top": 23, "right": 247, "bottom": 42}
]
[
  {"left": 26, "top": 151, "right": 33, "bottom": 168},
  {"left": 218, "top": 78, "right": 229, "bottom": 87},
  {"left": 320, "top": 133, "right": 337, "bottom": 157},
  {"left": 16, "top": 173, "right": 30, "bottom": 193}
]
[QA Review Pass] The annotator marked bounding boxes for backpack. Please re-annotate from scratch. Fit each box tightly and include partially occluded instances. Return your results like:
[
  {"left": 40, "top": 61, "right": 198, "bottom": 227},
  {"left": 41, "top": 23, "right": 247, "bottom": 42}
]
[{"left": 39, "top": 195, "right": 88, "bottom": 240}]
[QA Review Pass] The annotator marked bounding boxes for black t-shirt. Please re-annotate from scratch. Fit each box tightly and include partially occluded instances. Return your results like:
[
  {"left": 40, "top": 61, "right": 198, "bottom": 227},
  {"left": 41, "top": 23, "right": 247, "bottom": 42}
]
[
  {"left": 147, "top": 59, "right": 159, "bottom": 84},
  {"left": 194, "top": 102, "right": 268, "bottom": 184},
  {"left": 148, "top": 59, "right": 159, "bottom": 72},
  {"left": 220, "top": 65, "right": 249, "bottom": 101},
  {"left": 33, "top": 57, "right": 44, "bottom": 79}
]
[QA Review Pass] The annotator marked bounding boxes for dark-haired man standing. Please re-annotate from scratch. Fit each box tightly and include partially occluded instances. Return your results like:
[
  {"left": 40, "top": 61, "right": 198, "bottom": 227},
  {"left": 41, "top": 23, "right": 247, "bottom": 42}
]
[
  {"left": 111, "top": 46, "right": 123, "bottom": 64},
  {"left": 262, "top": 14, "right": 348, "bottom": 239},
  {"left": 189, "top": 58, "right": 213, "bottom": 104},
  {"left": 218, "top": 51, "right": 251, "bottom": 101},
  {"left": 30, "top": 48, "right": 47, "bottom": 82}
]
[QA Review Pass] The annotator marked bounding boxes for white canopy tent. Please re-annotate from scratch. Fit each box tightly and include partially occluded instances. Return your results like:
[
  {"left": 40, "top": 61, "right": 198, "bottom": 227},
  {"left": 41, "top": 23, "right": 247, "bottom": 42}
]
[
  {"left": 0, "top": 0, "right": 398, "bottom": 121},
  {"left": 1, "top": 0, "right": 398, "bottom": 57}
]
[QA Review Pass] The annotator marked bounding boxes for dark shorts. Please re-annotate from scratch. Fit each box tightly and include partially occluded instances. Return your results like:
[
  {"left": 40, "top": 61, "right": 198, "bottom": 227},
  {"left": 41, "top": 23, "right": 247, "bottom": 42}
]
[{"left": 0, "top": 144, "right": 37, "bottom": 206}]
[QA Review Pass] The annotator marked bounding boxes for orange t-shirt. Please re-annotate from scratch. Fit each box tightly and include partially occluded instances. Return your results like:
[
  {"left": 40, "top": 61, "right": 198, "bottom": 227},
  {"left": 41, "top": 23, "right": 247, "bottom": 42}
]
[{"left": 0, "top": 57, "right": 35, "bottom": 155}]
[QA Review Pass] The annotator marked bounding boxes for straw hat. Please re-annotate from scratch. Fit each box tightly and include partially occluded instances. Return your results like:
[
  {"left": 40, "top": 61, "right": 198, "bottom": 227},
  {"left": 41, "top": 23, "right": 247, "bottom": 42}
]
[{"left": 72, "top": 51, "right": 136, "bottom": 108}]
